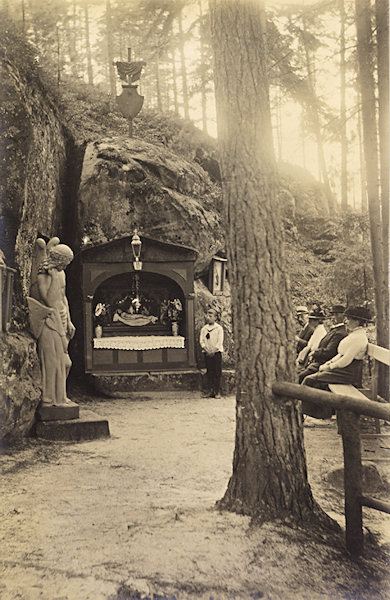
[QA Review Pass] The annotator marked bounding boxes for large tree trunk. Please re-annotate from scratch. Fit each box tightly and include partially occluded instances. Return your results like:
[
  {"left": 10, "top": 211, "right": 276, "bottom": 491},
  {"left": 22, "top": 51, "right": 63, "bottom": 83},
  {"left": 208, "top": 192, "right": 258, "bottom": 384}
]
[
  {"left": 67, "top": 0, "right": 79, "bottom": 79},
  {"left": 340, "top": 0, "right": 348, "bottom": 211},
  {"left": 276, "top": 85, "right": 283, "bottom": 161},
  {"left": 375, "top": 0, "right": 389, "bottom": 290},
  {"left": 155, "top": 53, "right": 163, "bottom": 112},
  {"left": 84, "top": 1, "right": 93, "bottom": 85},
  {"left": 178, "top": 8, "right": 190, "bottom": 119},
  {"left": 355, "top": 0, "right": 389, "bottom": 399},
  {"left": 301, "top": 107, "right": 306, "bottom": 169},
  {"left": 170, "top": 47, "right": 179, "bottom": 115},
  {"left": 199, "top": 0, "right": 208, "bottom": 133},
  {"left": 209, "top": 0, "right": 327, "bottom": 523},
  {"left": 301, "top": 29, "right": 335, "bottom": 214},
  {"left": 106, "top": 0, "right": 117, "bottom": 98},
  {"left": 375, "top": 0, "right": 389, "bottom": 399},
  {"left": 357, "top": 102, "right": 367, "bottom": 211}
]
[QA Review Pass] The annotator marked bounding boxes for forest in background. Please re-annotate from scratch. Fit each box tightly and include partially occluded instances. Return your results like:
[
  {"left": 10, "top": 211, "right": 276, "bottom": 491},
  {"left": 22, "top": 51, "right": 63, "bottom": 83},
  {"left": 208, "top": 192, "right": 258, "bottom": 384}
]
[{"left": 1, "top": 0, "right": 386, "bottom": 211}]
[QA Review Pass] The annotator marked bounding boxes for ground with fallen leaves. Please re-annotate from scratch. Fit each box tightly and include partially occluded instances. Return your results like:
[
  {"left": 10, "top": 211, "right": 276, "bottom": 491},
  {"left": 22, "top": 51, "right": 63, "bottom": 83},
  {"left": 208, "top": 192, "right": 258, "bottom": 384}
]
[{"left": 0, "top": 390, "right": 389, "bottom": 600}]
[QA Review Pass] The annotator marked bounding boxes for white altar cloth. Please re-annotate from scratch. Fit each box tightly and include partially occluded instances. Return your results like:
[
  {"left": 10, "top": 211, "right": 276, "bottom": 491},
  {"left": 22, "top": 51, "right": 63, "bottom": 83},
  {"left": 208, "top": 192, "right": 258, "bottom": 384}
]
[{"left": 93, "top": 335, "right": 185, "bottom": 350}]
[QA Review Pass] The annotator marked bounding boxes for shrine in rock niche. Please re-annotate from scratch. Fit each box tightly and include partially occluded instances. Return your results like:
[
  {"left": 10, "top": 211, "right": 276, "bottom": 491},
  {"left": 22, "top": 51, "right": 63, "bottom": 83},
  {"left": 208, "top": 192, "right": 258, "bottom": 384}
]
[{"left": 81, "top": 235, "right": 198, "bottom": 374}]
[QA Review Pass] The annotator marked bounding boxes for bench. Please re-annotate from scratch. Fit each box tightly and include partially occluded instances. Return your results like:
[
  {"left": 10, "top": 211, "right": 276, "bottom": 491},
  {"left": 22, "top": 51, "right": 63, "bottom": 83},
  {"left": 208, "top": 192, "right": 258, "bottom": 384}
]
[{"left": 329, "top": 343, "right": 390, "bottom": 433}]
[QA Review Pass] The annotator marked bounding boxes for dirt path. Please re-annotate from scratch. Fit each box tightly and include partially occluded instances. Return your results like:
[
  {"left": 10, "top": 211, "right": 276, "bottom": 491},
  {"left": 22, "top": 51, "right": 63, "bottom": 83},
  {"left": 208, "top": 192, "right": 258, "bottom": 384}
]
[{"left": 0, "top": 392, "right": 389, "bottom": 600}]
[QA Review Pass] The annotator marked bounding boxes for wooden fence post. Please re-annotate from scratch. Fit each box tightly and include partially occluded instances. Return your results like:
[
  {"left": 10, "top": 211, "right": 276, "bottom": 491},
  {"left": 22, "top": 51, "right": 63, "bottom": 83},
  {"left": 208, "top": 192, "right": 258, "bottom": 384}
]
[{"left": 338, "top": 409, "right": 363, "bottom": 556}]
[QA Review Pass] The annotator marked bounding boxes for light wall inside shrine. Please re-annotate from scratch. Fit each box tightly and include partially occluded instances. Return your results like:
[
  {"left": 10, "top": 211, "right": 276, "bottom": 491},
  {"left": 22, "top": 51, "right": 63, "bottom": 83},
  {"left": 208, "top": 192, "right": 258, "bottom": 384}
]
[{"left": 81, "top": 236, "right": 198, "bottom": 374}]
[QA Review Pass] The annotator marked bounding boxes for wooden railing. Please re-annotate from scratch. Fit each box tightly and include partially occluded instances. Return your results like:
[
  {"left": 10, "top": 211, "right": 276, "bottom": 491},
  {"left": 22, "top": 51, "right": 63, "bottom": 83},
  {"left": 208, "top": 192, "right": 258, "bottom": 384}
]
[{"left": 272, "top": 379, "right": 390, "bottom": 557}]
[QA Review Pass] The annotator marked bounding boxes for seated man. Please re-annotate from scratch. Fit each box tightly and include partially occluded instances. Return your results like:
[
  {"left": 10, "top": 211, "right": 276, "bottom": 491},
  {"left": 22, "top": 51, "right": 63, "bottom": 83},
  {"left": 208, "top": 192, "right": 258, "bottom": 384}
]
[
  {"left": 301, "top": 306, "right": 371, "bottom": 419},
  {"left": 296, "top": 307, "right": 327, "bottom": 370},
  {"left": 295, "top": 305, "right": 313, "bottom": 354},
  {"left": 298, "top": 305, "right": 347, "bottom": 383}
]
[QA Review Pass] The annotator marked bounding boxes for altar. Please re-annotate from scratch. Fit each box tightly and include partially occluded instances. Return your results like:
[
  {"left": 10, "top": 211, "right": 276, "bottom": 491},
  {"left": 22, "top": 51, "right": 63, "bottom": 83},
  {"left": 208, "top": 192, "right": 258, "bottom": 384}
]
[{"left": 81, "top": 235, "right": 198, "bottom": 374}]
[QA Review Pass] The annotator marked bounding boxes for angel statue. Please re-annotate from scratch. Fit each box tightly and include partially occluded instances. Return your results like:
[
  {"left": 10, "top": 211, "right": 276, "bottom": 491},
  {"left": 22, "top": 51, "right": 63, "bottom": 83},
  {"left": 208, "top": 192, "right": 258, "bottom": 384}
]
[{"left": 27, "top": 237, "right": 76, "bottom": 406}]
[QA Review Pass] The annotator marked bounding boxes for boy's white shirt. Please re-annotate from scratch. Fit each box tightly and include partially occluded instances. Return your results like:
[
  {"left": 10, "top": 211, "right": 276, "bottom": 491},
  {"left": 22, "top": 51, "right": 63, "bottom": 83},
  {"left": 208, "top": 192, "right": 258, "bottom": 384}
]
[{"left": 200, "top": 323, "right": 224, "bottom": 354}]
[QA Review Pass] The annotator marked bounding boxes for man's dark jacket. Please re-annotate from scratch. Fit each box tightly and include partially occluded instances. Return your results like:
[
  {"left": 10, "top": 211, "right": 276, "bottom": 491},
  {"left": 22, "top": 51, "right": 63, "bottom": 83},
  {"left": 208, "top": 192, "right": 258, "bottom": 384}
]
[
  {"left": 296, "top": 323, "right": 314, "bottom": 353},
  {"left": 311, "top": 324, "right": 348, "bottom": 364},
  {"left": 297, "top": 324, "right": 348, "bottom": 384}
]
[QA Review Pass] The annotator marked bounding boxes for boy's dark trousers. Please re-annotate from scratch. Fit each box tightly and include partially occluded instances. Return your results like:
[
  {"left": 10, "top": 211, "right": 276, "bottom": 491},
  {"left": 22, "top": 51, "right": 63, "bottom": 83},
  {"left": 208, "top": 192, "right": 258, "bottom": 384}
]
[{"left": 204, "top": 351, "right": 222, "bottom": 396}]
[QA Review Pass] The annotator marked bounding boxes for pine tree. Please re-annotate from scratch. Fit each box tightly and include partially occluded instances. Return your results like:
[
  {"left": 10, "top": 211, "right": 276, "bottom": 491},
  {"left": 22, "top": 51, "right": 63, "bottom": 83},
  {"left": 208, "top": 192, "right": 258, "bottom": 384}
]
[
  {"left": 355, "top": 0, "right": 389, "bottom": 399},
  {"left": 209, "top": 0, "right": 332, "bottom": 525}
]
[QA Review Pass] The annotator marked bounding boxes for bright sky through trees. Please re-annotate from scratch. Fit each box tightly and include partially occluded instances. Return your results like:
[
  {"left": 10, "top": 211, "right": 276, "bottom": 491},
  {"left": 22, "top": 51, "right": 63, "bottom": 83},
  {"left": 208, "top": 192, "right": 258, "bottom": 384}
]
[{"left": 13, "top": 0, "right": 364, "bottom": 209}]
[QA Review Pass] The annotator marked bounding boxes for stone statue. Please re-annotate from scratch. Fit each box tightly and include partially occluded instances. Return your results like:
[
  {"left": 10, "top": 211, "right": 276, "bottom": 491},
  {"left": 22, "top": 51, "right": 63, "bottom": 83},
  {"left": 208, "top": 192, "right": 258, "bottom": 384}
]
[{"left": 27, "top": 237, "right": 75, "bottom": 406}]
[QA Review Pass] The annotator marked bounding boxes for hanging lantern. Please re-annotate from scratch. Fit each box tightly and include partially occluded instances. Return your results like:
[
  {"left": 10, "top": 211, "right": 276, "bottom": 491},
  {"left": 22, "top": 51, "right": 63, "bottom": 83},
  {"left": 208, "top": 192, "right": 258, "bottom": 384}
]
[{"left": 131, "top": 229, "right": 142, "bottom": 270}]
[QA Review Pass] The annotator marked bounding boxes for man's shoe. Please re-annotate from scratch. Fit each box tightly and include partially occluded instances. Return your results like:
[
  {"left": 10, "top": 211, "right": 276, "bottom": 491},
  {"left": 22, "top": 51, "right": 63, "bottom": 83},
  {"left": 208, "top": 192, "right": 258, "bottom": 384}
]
[
  {"left": 214, "top": 393, "right": 221, "bottom": 399},
  {"left": 201, "top": 391, "right": 209, "bottom": 397}
]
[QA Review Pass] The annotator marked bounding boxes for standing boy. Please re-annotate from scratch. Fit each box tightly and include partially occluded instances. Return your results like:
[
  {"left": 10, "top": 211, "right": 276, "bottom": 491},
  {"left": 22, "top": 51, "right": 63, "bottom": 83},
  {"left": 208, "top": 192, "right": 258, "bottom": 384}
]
[{"left": 200, "top": 307, "right": 224, "bottom": 398}]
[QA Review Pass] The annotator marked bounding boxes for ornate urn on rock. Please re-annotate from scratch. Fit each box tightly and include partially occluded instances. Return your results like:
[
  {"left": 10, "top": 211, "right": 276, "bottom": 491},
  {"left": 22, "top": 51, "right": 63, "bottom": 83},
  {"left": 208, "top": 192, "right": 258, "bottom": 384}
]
[{"left": 115, "top": 50, "right": 146, "bottom": 137}]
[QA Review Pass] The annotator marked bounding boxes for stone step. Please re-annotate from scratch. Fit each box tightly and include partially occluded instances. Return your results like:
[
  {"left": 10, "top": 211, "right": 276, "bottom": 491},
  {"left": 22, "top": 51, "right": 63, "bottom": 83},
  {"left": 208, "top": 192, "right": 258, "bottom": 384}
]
[
  {"left": 89, "top": 369, "right": 235, "bottom": 396},
  {"left": 35, "top": 409, "right": 110, "bottom": 442}
]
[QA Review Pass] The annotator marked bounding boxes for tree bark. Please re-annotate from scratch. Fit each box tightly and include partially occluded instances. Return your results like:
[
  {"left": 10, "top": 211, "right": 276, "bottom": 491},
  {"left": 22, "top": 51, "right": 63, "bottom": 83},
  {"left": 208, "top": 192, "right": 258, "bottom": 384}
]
[
  {"left": 355, "top": 0, "right": 389, "bottom": 399},
  {"left": 375, "top": 0, "right": 389, "bottom": 399},
  {"left": 357, "top": 101, "right": 367, "bottom": 211},
  {"left": 375, "top": 0, "right": 389, "bottom": 290},
  {"left": 178, "top": 7, "right": 190, "bottom": 119},
  {"left": 155, "top": 53, "right": 163, "bottom": 111},
  {"left": 106, "top": 0, "right": 117, "bottom": 98},
  {"left": 340, "top": 0, "right": 348, "bottom": 211},
  {"left": 84, "top": 1, "right": 93, "bottom": 85},
  {"left": 301, "top": 28, "right": 335, "bottom": 214},
  {"left": 301, "top": 107, "right": 306, "bottom": 169},
  {"left": 276, "top": 85, "right": 283, "bottom": 161},
  {"left": 199, "top": 0, "right": 208, "bottom": 133},
  {"left": 209, "top": 0, "right": 328, "bottom": 523},
  {"left": 67, "top": 0, "right": 79, "bottom": 79},
  {"left": 170, "top": 47, "right": 179, "bottom": 115}
]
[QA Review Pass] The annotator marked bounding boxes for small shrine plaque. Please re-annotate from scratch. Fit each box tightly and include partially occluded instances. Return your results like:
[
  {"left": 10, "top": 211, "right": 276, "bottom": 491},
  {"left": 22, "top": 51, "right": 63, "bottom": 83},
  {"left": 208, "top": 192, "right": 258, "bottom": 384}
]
[{"left": 209, "top": 256, "right": 227, "bottom": 295}]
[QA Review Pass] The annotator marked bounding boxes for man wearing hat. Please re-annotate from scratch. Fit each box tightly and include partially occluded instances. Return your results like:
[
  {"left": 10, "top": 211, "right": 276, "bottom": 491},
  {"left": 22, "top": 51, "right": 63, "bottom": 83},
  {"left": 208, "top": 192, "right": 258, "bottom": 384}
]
[
  {"left": 298, "top": 305, "right": 347, "bottom": 383},
  {"left": 301, "top": 306, "right": 371, "bottom": 418},
  {"left": 295, "top": 306, "right": 313, "bottom": 354},
  {"left": 296, "top": 306, "right": 327, "bottom": 368}
]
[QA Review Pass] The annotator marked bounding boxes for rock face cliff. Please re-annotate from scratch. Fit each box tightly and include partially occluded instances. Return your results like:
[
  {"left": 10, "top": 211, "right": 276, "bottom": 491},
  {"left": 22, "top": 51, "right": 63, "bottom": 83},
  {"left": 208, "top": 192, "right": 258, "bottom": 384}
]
[
  {"left": 0, "top": 26, "right": 331, "bottom": 441},
  {"left": 0, "top": 27, "right": 73, "bottom": 441},
  {"left": 78, "top": 138, "right": 224, "bottom": 275},
  {"left": 0, "top": 30, "right": 70, "bottom": 299},
  {"left": 0, "top": 334, "right": 41, "bottom": 441}
]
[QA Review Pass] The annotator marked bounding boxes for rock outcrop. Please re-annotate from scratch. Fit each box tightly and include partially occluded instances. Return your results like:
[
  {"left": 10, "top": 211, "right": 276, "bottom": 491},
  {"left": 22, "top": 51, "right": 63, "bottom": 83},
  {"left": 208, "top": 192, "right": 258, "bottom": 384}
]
[
  {"left": 0, "top": 30, "right": 69, "bottom": 298},
  {"left": 0, "top": 332, "right": 41, "bottom": 441},
  {"left": 0, "top": 28, "right": 71, "bottom": 442},
  {"left": 78, "top": 138, "right": 224, "bottom": 276}
]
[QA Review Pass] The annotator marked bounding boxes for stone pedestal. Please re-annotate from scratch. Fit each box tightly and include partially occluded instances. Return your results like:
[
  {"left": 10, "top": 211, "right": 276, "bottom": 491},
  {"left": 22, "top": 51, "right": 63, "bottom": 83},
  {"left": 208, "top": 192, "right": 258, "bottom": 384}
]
[
  {"left": 37, "top": 401, "right": 79, "bottom": 421},
  {"left": 35, "top": 409, "right": 110, "bottom": 441},
  {"left": 35, "top": 401, "right": 110, "bottom": 442}
]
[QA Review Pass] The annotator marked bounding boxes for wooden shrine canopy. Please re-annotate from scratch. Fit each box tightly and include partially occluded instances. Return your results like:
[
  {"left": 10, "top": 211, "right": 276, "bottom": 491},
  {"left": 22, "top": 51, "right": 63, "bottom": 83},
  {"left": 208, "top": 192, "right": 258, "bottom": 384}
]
[{"left": 81, "top": 235, "right": 198, "bottom": 375}]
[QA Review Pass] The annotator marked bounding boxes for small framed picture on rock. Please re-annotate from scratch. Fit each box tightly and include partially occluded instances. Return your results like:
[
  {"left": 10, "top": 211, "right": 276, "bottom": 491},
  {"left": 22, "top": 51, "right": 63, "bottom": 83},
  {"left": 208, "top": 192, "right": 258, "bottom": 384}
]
[{"left": 209, "top": 256, "right": 227, "bottom": 295}]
